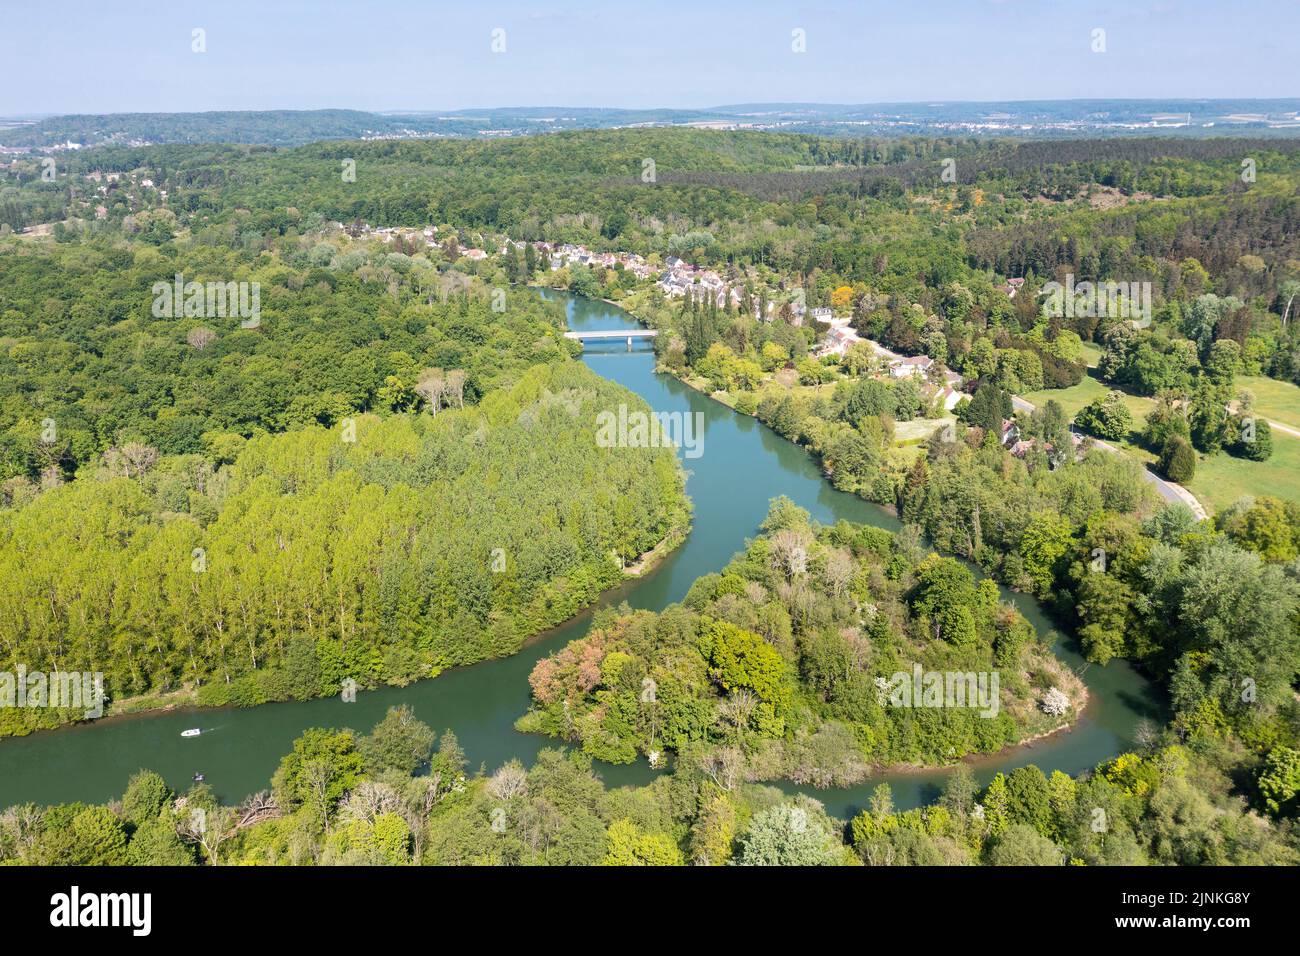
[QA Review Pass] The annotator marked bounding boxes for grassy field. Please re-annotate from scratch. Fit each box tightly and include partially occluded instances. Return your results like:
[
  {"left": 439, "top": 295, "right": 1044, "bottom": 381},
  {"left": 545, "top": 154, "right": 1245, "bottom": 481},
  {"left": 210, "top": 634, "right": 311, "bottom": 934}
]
[
  {"left": 1185, "top": 430, "right": 1300, "bottom": 512},
  {"left": 1023, "top": 371, "right": 1300, "bottom": 513},
  {"left": 894, "top": 415, "right": 955, "bottom": 445},
  {"left": 1079, "top": 341, "right": 1104, "bottom": 368},
  {"left": 1021, "top": 371, "right": 1157, "bottom": 423},
  {"left": 1238, "top": 375, "right": 1300, "bottom": 433}
]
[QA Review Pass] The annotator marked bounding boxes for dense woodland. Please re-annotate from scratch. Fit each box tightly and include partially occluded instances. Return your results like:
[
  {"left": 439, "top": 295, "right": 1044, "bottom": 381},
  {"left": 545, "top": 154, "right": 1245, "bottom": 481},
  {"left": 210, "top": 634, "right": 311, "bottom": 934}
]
[
  {"left": 0, "top": 230, "right": 689, "bottom": 735},
  {"left": 520, "top": 499, "right": 1082, "bottom": 779},
  {"left": 0, "top": 127, "right": 1297, "bottom": 863}
]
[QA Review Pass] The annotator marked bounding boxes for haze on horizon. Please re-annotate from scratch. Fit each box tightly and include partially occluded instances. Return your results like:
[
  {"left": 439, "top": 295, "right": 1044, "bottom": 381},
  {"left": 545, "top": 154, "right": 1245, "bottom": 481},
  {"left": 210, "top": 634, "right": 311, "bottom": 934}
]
[{"left": 1, "top": 0, "right": 1296, "bottom": 117}]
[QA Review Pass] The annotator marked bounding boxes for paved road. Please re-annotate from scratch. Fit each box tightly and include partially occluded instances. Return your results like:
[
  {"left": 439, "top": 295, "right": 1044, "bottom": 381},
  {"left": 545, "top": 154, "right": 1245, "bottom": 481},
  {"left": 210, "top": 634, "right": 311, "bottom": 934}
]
[
  {"left": 850, "top": 336, "right": 1212, "bottom": 519},
  {"left": 1011, "top": 396, "right": 1209, "bottom": 519}
]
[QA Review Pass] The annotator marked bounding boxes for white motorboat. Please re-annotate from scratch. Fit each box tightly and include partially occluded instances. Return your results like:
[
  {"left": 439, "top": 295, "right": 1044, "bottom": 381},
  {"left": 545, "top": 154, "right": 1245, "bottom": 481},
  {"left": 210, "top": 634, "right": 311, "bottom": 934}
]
[{"left": 181, "top": 728, "right": 201, "bottom": 737}]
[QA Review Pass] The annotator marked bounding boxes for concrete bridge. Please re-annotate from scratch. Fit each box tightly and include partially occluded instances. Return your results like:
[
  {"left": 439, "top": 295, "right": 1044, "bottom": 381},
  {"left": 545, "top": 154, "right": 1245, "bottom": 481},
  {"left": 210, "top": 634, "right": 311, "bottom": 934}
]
[{"left": 564, "top": 329, "right": 659, "bottom": 349}]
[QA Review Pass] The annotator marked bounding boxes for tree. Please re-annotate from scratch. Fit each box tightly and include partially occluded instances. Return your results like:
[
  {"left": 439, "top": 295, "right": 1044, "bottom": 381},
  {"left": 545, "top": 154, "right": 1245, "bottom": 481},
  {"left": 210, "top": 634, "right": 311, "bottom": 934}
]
[
  {"left": 690, "top": 793, "right": 737, "bottom": 865},
  {"left": 323, "top": 813, "right": 412, "bottom": 865},
  {"left": 1218, "top": 496, "right": 1298, "bottom": 562},
  {"left": 1041, "top": 687, "right": 1071, "bottom": 717},
  {"left": 910, "top": 556, "right": 984, "bottom": 646},
  {"left": 960, "top": 383, "right": 1012, "bottom": 432},
  {"left": 1205, "top": 339, "right": 1240, "bottom": 387},
  {"left": 1258, "top": 746, "right": 1300, "bottom": 818},
  {"left": 601, "top": 819, "right": 684, "bottom": 865},
  {"left": 823, "top": 426, "right": 881, "bottom": 495},
  {"left": 981, "top": 773, "right": 1011, "bottom": 837},
  {"left": 1018, "top": 511, "right": 1073, "bottom": 596},
  {"left": 736, "top": 803, "right": 841, "bottom": 866},
  {"left": 1189, "top": 381, "right": 1231, "bottom": 453},
  {"left": 65, "top": 807, "right": 129, "bottom": 866},
  {"left": 127, "top": 817, "right": 197, "bottom": 865},
  {"left": 272, "top": 728, "right": 365, "bottom": 827},
  {"left": 186, "top": 326, "right": 217, "bottom": 350},
  {"left": 1159, "top": 435, "right": 1196, "bottom": 483},
  {"left": 362, "top": 705, "right": 435, "bottom": 776},
  {"left": 1005, "top": 766, "right": 1053, "bottom": 836},
  {"left": 844, "top": 379, "right": 896, "bottom": 429},
  {"left": 986, "top": 823, "right": 1062, "bottom": 865},
  {"left": 1233, "top": 415, "right": 1272, "bottom": 462},
  {"left": 1038, "top": 399, "right": 1071, "bottom": 464},
  {"left": 121, "top": 770, "right": 172, "bottom": 827},
  {"left": 1278, "top": 279, "right": 1300, "bottom": 329},
  {"left": 1074, "top": 391, "right": 1133, "bottom": 441},
  {"left": 940, "top": 764, "right": 978, "bottom": 819},
  {"left": 1142, "top": 396, "right": 1189, "bottom": 450},
  {"left": 703, "top": 620, "right": 791, "bottom": 711}
]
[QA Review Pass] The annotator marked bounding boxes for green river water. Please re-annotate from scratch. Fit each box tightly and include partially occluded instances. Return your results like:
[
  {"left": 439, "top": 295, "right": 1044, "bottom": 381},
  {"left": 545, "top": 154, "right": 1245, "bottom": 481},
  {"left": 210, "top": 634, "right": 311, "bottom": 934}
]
[{"left": 0, "top": 292, "right": 1162, "bottom": 820}]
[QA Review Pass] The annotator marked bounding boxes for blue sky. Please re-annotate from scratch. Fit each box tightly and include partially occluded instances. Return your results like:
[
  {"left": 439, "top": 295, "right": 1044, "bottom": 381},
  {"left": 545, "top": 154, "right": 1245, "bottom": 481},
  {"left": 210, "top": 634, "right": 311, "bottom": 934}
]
[{"left": 1, "top": 0, "right": 1295, "bottom": 114}]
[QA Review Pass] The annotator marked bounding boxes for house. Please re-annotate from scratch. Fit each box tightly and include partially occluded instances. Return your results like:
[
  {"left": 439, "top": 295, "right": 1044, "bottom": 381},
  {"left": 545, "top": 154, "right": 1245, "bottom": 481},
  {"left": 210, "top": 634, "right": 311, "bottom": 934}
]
[
  {"left": 810, "top": 307, "right": 833, "bottom": 322},
  {"left": 889, "top": 355, "right": 934, "bottom": 378},
  {"left": 938, "top": 385, "right": 963, "bottom": 411},
  {"left": 1002, "top": 277, "right": 1025, "bottom": 298}
]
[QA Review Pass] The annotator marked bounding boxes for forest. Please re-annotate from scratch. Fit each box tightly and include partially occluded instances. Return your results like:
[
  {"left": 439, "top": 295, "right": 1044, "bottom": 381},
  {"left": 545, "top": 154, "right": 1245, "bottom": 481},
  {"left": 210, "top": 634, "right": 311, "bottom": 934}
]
[
  {"left": 519, "top": 499, "right": 1083, "bottom": 780},
  {"left": 0, "top": 225, "right": 689, "bottom": 734},
  {"left": 0, "top": 125, "right": 1297, "bottom": 864}
]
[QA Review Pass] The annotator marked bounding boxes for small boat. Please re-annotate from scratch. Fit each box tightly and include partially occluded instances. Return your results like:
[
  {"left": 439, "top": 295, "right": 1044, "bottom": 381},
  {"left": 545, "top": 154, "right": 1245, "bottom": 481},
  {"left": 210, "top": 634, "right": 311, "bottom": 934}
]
[
  {"left": 193, "top": 773, "right": 205, "bottom": 783},
  {"left": 181, "top": 728, "right": 201, "bottom": 738}
]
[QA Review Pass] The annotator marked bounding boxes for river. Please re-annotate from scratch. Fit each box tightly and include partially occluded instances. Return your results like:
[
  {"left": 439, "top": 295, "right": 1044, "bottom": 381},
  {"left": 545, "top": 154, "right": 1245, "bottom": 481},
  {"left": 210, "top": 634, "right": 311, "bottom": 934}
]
[{"left": 0, "top": 292, "right": 1161, "bottom": 820}]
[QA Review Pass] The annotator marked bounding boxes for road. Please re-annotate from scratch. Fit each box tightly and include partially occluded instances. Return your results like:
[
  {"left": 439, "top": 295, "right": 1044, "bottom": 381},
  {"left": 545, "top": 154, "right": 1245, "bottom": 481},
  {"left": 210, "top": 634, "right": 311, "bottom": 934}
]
[
  {"left": 1011, "top": 396, "right": 1209, "bottom": 520},
  {"left": 846, "top": 332, "right": 1213, "bottom": 520}
]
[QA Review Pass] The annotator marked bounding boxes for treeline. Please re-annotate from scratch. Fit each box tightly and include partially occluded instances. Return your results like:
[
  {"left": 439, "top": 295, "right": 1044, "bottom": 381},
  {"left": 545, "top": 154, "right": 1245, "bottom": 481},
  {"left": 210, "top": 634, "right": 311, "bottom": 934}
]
[
  {"left": 896, "top": 423, "right": 1300, "bottom": 751},
  {"left": 2, "top": 702, "right": 1293, "bottom": 865},
  {"left": 520, "top": 499, "right": 1081, "bottom": 782},
  {"left": 0, "top": 235, "right": 571, "bottom": 480},
  {"left": 966, "top": 191, "right": 1300, "bottom": 299},
  {"left": 0, "top": 362, "right": 688, "bottom": 735},
  {"left": 12, "top": 129, "right": 1300, "bottom": 390},
  {"left": 0, "top": 110, "right": 413, "bottom": 148}
]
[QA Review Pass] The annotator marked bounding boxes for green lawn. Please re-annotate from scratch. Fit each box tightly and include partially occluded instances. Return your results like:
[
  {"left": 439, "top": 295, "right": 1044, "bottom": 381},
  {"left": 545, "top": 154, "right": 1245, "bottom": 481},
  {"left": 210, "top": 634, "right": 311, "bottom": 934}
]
[
  {"left": 894, "top": 415, "right": 955, "bottom": 446},
  {"left": 1078, "top": 342, "right": 1104, "bottom": 368},
  {"left": 1021, "top": 371, "right": 1156, "bottom": 423},
  {"left": 1021, "top": 371, "right": 1300, "bottom": 513},
  {"left": 1185, "top": 430, "right": 1300, "bottom": 511},
  {"left": 1238, "top": 375, "right": 1300, "bottom": 433}
]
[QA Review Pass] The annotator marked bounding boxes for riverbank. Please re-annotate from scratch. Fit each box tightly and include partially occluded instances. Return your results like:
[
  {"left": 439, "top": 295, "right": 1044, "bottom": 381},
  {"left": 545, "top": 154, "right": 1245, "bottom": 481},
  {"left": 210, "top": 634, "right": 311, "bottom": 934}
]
[
  {"left": 0, "top": 385, "right": 696, "bottom": 743},
  {"left": 623, "top": 524, "right": 689, "bottom": 576},
  {"left": 0, "top": 291, "right": 1152, "bottom": 816},
  {"left": 554, "top": 293, "right": 1121, "bottom": 773}
]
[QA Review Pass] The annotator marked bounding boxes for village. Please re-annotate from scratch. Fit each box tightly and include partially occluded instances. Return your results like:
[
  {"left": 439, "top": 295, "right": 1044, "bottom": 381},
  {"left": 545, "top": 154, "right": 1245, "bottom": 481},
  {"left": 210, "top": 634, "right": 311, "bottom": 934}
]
[{"left": 341, "top": 221, "right": 977, "bottom": 422}]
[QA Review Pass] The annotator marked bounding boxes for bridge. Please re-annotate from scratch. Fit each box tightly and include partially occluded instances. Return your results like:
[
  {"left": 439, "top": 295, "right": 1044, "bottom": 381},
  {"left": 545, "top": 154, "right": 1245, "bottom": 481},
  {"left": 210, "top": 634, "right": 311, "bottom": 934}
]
[{"left": 564, "top": 328, "right": 659, "bottom": 349}]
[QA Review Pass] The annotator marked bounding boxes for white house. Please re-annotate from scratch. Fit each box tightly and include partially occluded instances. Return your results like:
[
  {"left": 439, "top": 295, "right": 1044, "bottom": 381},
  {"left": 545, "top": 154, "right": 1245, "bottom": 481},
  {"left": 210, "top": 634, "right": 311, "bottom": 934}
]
[{"left": 889, "top": 355, "right": 934, "bottom": 378}]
